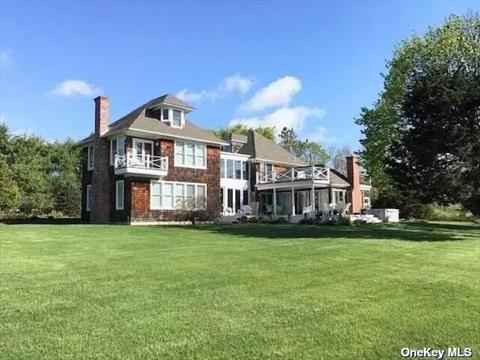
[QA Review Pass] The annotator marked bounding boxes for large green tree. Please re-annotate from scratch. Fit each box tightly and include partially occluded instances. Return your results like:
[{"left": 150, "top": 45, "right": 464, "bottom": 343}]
[
  {"left": 387, "top": 15, "right": 480, "bottom": 216},
  {"left": 356, "top": 14, "right": 480, "bottom": 216}
]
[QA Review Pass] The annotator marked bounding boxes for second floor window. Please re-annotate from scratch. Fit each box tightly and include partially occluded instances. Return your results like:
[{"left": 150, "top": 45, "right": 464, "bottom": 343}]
[
  {"left": 87, "top": 145, "right": 94, "bottom": 170},
  {"left": 174, "top": 140, "right": 206, "bottom": 169},
  {"left": 221, "top": 158, "right": 249, "bottom": 180}
]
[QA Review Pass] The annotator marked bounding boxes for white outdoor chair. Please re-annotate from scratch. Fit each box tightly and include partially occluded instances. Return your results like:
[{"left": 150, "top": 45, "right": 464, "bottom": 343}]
[{"left": 241, "top": 205, "right": 253, "bottom": 216}]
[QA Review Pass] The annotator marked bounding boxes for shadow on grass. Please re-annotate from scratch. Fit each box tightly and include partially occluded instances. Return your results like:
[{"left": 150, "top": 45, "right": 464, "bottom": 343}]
[
  {"left": 0, "top": 217, "right": 83, "bottom": 225},
  {"left": 195, "top": 221, "right": 480, "bottom": 242}
]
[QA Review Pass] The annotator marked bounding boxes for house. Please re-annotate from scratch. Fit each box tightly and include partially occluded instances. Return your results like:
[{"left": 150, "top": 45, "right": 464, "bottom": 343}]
[{"left": 78, "top": 94, "right": 371, "bottom": 224}]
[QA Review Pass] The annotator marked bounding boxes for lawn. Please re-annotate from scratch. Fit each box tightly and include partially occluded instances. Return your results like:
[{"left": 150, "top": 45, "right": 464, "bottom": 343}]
[{"left": 1, "top": 222, "right": 479, "bottom": 359}]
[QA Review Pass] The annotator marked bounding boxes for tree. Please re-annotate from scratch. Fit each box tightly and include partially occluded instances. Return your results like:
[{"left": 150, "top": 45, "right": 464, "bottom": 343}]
[
  {"left": 0, "top": 124, "right": 81, "bottom": 217},
  {"left": 213, "top": 124, "right": 276, "bottom": 141},
  {"left": 0, "top": 156, "right": 21, "bottom": 216},
  {"left": 356, "top": 14, "right": 480, "bottom": 217},
  {"left": 279, "top": 127, "right": 329, "bottom": 164},
  {"left": 386, "top": 15, "right": 480, "bottom": 216},
  {"left": 328, "top": 146, "right": 352, "bottom": 175}
]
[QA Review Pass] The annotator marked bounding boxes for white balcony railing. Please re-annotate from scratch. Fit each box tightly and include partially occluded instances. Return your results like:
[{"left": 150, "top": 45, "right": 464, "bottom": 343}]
[
  {"left": 114, "top": 154, "right": 168, "bottom": 177},
  {"left": 258, "top": 165, "right": 330, "bottom": 184}
]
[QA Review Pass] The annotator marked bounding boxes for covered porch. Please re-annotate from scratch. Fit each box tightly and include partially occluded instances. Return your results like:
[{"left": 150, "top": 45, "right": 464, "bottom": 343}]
[{"left": 255, "top": 165, "right": 350, "bottom": 217}]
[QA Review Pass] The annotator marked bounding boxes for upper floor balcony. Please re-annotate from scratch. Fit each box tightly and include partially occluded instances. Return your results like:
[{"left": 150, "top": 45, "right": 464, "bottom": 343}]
[
  {"left": 114, "top": 154, "right": 168, "bottom": 178},
  {"left": 258, "top": 165, "right": 330, "bottom": 186}
]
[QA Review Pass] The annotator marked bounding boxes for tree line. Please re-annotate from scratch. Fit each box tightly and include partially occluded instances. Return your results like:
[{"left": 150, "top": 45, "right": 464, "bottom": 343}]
[{"left": 0, "top": 124, "right": 81, "bottom": 218}]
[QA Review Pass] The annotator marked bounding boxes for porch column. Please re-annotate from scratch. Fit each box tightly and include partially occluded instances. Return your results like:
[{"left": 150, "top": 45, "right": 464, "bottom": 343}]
[
  {"left": 291, "top": 186, "right": 295, "bottom": 215},
  {"left": 311, "top": 182, "right": 315, "bottom": 214},
  {"left": 273, "top": 188, "right": 277, "bottom": 215}
]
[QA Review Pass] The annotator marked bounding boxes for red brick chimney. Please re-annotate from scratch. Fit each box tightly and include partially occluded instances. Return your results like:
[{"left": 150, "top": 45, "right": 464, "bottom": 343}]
[
  {"left": 94, "top": 96, "right": 109, "bottom": 136},
  {"left": 346, "top": 155, "right": 362, "bottom": 214}
]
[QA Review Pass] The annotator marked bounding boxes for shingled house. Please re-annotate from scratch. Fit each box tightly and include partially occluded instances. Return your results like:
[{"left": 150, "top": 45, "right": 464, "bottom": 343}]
[{"left": 78, "top": 94, "right": 370, "bottom": 223}]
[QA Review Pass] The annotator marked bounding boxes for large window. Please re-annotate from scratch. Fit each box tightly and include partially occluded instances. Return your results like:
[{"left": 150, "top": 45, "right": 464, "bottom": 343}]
[
  {"left": 86, "top": 185, "right": 92, "bottom": 212},
  {"left": 220, "top": 158, "right": 249, "bottom": 180},
  {"left": 87, "top": 145, "right": 94, "bottom": 170},
  {"left": 115, "top": 180, "right": 124, "bottom": 210},
  {"left": 175, "top": 141, "right": 206, "bottom": 169},
  {"left": 150, "top": 181, "right": 207, "bottom": 210}
]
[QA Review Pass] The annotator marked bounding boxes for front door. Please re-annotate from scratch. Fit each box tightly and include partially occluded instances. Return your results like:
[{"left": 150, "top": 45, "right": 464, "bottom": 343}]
[{"left": 132, "top": 139, "right": 153, "bottom": 168}]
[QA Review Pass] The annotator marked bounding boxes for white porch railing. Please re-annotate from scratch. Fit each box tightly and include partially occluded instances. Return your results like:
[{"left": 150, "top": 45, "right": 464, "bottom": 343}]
[
  {"left": 114, "top": 154, "right": 168, "bottom": 173},
  {"left": 258, "top": 165, "right": 330, "bottom": 184}
]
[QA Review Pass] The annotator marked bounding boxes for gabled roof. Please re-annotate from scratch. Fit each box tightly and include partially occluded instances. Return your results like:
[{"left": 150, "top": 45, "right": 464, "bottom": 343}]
[
  {"left": 238, "top": 130, "right": 306, "bottom": 166},
  {"left": 102, "top": 94, "right": 226, "bottom": 145}
]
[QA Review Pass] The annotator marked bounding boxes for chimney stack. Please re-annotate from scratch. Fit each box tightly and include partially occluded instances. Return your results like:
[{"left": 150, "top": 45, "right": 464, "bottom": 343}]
[
  {"left": 94, "top": 96, "right": 109, "bottom": 136},
  {"left": 346, "top": 155, "right": 362, "bottom": 214}
]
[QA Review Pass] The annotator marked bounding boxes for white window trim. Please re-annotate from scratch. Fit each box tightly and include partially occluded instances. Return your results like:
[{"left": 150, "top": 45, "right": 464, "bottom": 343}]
[
  {"left": 174, "top": 140, "right": 207, "bottom": 170},
  {"left": 87, "top": 145, "right": 94, "bottom": 170},
  {"left": 150, "top": 180, "right": 207, "bottom": 210},
  {"left": 132, "top": 138, "right": 154, "bottom": 158},
  {"left": 115, "top": 180, "right": 124, "bottom": 210},
  {"left": 86, "top": 185, "right": 92, "bottom": 212},
  {"left": 160, "top": 108, "right": 184, "bottom": 129}
]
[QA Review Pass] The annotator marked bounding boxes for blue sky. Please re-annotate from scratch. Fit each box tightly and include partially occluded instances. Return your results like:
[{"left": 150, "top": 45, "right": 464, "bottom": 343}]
[{"left": 0, "top": 1, "right": 477, "bottom": 149}]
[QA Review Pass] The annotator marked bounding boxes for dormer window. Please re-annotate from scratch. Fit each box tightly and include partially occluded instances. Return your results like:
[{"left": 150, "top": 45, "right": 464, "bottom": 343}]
[
  {"left": 172, "top": 109, "right": 182, "bottom": 127},
  {"left": 162, "top": 109, "right": 169, "bottom": 121},
  {"left": 158, "top": 107, "right": 184, "bottom": 128}
]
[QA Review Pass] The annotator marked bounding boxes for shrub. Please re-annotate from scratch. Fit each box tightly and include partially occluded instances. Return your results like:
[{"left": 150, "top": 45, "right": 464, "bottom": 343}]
[
  {"left": 353, "top": 219, "right": 368, "bottom": 226},
  {"left": 299, "top": 218, "right": 315, "bottom": 225}
]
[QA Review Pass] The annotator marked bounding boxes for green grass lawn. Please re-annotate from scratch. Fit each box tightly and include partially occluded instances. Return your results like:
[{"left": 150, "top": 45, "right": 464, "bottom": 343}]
[{"left": 1, "top": 222, "right": 479, "bottom": 359}]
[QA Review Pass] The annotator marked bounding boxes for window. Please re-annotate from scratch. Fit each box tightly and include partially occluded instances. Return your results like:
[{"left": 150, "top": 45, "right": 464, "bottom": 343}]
[
  {"left": 87, "top": 145, "right": 94, "bottom": 170},
  {"left": 163, "top": 183, "right": 174, "bottom": 209},
  {"left": 227, "top": 159, "right": 234, "bottom": 178},
  {"left": 243, "top": 162, "right": 249, "bottom": 180},
  {"left": 162, "top": 108, "right": 169, "bottom": 121},
  {"left": 150, "top": 181, "right": 207, "bottom": 210},
  {"left": 220, "top": 158, "right": 225, "bottom": 178},
  {"left": 175, "top": 183, "right": 184, "bottom": 207},
  {"left": 174, "top": 141, "right": 207, "bottom": 169},
  {"left": 115, "top": 180, "right": 124, "bottom": 210},
  {"left": 234, "top": 160, "right": 242, "bottom": 179},
  {"left": 151, "top": 181, "right": 162, "bottom": 209},
  {"left": 110, "top": 137, "right": 125, "bottom": 165},
  {"left": 172, "top": 109, "right": 182, "bottom": 127},
  {"left": 86, "top": 185, "right": 92, "bottom": 212}
]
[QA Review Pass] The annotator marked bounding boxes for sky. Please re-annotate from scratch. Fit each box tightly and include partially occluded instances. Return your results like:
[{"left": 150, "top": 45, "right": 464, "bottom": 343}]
[{"left": 0, "top": 0, "right": 477, "bottom": 150}]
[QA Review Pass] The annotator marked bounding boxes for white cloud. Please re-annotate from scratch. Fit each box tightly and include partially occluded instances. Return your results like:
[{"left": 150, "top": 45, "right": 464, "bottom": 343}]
[
  {"left": 177, "top": 74, "right": 254, "bottom": 103},
  {"left": 240, "top": 76, "right": 301, "bottom": 112},
  {"left": 50, "top": 79, "right": 101, "bottom": 97},
  {"left": 222, "top": 74, "right": 254, "bottom": 94},
  {"left": 176, "top": 89, "right": 219, "bottom": 103},
  {"left": 229, "top": 106, "right": 325, "bottom": 136},
  {"left": 310, "top": 126, "right": 339, "bottom": 145},
  {"left": 0, "top": 49, "right": 13, "bottom": 67}
]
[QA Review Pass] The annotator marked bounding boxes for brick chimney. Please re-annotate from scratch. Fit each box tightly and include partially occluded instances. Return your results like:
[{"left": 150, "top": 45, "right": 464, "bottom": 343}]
[
  {"left": 346, "top": 155, "right": 362, "bottom": 214},
  {"left": 94, "top": 96, "right": 109, "bottom": 136}
]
